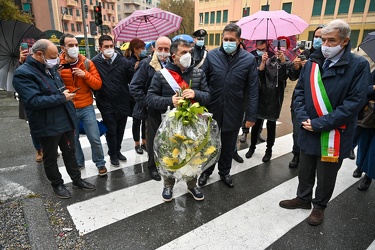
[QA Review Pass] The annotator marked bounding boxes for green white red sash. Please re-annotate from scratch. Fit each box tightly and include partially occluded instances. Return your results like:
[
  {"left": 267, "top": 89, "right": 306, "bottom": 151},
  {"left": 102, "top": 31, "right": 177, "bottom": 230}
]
[{"left": 310, "top": 62, "right": 341, "bottom": 162}]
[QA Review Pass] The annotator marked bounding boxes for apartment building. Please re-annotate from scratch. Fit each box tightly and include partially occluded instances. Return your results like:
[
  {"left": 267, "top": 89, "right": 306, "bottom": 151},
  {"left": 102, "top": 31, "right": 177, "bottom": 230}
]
[
  {"left": 195, "top": 0, "right": 375, "bottom": 49},
  {"left": 117, "top": 0, "right": 161, "bottom": 21}
]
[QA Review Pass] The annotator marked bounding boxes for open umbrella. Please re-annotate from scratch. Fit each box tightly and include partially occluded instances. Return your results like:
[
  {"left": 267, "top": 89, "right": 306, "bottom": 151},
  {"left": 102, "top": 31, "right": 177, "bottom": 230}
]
[
  {"left": 237, "top": 10, "right": 308, "bottom": 41},
  {"left": 113, "top": 8, "right": 182, "bottom": 42},
  {"left": 0, "top": 20, "right": 44, "bottom": 92},
  {"left": 359, "top": 31, "right": 375, "bottom": 63}
]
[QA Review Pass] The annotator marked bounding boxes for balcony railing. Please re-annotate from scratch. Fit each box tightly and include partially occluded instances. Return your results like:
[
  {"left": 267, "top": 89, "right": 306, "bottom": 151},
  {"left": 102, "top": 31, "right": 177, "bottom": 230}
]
[
  {"left": 124, "top": 0, "right": 141, "bottom": 5},
  {"left": 63, "top": 15, "right": 73, "bottom": 21},
  {"left": 103, "top": 20, "right": 112, "bottom": 26},
  {"left": 66, "top": 0, "right": 78, "bottom": 7},
  {"left": 76, "top": 16, "right": 82, "bottom": 22},
  {"left": 106, "top": 9, "right": 114, "bottom": 15}
]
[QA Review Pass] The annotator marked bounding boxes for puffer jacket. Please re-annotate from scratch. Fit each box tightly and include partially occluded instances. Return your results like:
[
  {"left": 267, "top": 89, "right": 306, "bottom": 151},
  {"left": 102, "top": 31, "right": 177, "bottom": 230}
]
[
  {"left": 59, "top": 53, "right": 102, "bottom": 108},
  {"left": 146, "top": 62, "right": 210, "bottom": 115},
  {"left": 12, "top": 56, "right": 76, "bottom": 137}
]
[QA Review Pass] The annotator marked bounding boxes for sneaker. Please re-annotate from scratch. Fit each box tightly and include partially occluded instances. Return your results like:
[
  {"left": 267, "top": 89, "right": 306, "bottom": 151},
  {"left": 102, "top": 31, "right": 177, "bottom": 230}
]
[
  {"left": 188, "top": 187, "right": 204, "bottom": 201},
  {"left": 162, "top": 187, "right": 173, "bottom": 202},
  {"left": 35, "top": 149, "right": 43, "bottom": 162},
  {"left": 98, "top": 166, "right": 107, "bottom": 176},
  {"left": 53, "top": 184, "right": 71, "bottom": 199},
  {"left": 279, "top": 197, "right": 311, "bottom": 209},
  {"left": 239, "top": 133, "right": 247, "bottom": 143}
]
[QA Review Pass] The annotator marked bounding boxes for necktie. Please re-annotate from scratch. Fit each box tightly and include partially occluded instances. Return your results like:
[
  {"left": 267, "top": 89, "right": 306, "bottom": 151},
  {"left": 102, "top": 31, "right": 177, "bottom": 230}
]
[{"left": 323, "top": 59, "right": 332, "bottom": 71}]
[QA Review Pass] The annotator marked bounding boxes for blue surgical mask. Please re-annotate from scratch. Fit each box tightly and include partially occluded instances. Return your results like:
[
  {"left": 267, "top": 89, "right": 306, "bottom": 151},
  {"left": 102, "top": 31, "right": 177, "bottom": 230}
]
[
  {"left": 223, "top": 41, "right": 237, "bottom": 54},
  {"left": 140, "top": 49, "right": 147, "bottom": 57},
  {"left": 196, "top": 40, "right": 204, "bottom": 47},
  {"left": 256, "top": 50, "right": 264, "bottom": 56},
  {"left": 313, "top": 37, "right": 322, "bottom": 49}
]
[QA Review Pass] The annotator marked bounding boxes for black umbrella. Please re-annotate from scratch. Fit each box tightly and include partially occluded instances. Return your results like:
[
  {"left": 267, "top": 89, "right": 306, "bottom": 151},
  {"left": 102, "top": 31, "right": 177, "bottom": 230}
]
[
  {"left": 359, "top": 31, "right": 375, "bottom": 63},
  {"left": 0, "top": 20, "right": 44, "bottom": 91}
]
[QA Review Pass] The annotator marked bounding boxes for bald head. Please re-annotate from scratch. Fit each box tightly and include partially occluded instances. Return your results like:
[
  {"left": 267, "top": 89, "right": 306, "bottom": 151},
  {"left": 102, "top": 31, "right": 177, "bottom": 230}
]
[
  {"left": 32, "top": 39, "right": 59, "bottom": 65},
  {"left": 155, "top": 36, "right": 171, "bottom": 62}
]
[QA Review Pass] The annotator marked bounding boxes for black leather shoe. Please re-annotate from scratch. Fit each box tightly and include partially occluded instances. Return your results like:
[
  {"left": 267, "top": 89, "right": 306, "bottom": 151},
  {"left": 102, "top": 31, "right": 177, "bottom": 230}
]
[
  {"left": 257, "top": 134, "right": 266, "bottom": 143},
  {"left": 141, "top": 144, "right": 147, "bottom": 152},
  {"left": 262, "top": 149, "right": 272, "bottom": 162},
  {"left": 358, "top": 175, "right": 372, "bottom": 191},
  {"left": 289, "top": 154, "right": 299, "bottom": 168},
  {"left": 349, "top": 149, "right": 355, "bottom": 160},
  {"left": 198, "top": 173, "right": 208, "bottom": 187},
  {"left": 220, "top": 174, "right": 234, "bottom": 188},
  {"left": 135, "top": 145, "right": 143, "bottom": 154},
  {"left": 150, "top": 170, "right": 161, "bottom": 181},
  {"left": 110, "top": 155, "right": 120, "bottom": 166},
  {"left": 73, "top": 179, "right": 96, "bottom": 190},
  {"left": 245, "top": 148, "right": 255, "bottom": 159},
  {"left": 53, "top": 184, "right": 71, "bottom": 199},
  {"left": 233, "top": 151, "right": 244, "bottom": 163},
  {"left": 116, "top": 152, "right": 127, "bottom": 161},
  {"left": 353, "top": 167, "right": 363, "bottom": 178}
]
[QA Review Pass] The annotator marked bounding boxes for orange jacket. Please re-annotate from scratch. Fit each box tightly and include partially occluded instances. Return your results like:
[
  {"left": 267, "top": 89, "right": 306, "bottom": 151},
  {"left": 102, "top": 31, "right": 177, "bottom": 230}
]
[{"left": 59, "top": 53, "right": 102, "bottom": 108}]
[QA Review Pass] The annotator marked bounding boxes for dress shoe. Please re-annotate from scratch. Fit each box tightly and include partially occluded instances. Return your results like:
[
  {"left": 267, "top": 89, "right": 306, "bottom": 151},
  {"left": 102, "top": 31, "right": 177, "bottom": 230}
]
[
  {"left": 220, "top": 174, "right": 234, "bottom": 188},
  {"left": 141, "top": 144, "right": 147, "bottom": 152},
  {"left": 358, "top": 175, "right": 372, "bottom": 191},
  {"left": 135, "top": 145, "right": 143, "bottom": 154},
  {"left": 245, "top": 148, "right": 255, "bottom": 159},
  {"left": 150, "top": 170, "right": 161, "bottom": 181},
  {"left": 279, "top": 197, "right": 311, "bottom": 209},
  {"left": 233, "top": 151, "right": 244, "bottom": 163},
  {"left": 198, "top": 173, "right": 208, "bottom": 187},
  {"left": 35, "top": 149, "right": 43, "bottom": 162},
  {"left": 353, "top": 167, "right": 363, "bottom": 178},
  {"left": 257, "top": 134, "right": 266, "bottom": 143},
  {"left": 73, "top": 179, "right": 96, "bottom": 190},
  {"left": 349, "top": 149, "right": 355, "bottom": 160},
  {"left": 262, "top": 149, "right": 272, "bottom": 162},
  {"left": 240, "top": 133, "right": 247, "bottom": 143},
  {"left": 53, "top": 184, "right": 71, "bottom": 199},
  {"left": 307, "top": 208, "right": 324, "bottom": 226},
  {"left": 289, "top": 154, "right": 299, "bottom": 168},
  {"left": 116, "top": 152, "right": 127, "bottom": 161},
  {"left": 110, "top": 155, "right": 120, "bottom": 166}
]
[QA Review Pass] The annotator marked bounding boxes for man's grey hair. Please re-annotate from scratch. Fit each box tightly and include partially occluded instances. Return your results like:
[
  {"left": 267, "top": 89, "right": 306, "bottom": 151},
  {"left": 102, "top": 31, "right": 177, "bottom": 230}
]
[
  {"left": 321, "top": 19, "right": 351, "bottom": 39},
  {"left": 222, "top": 23, "right": 241, "bottom": 39},
  {"left": 155, "top": 36, "right": 171, "bottom": 48},
  {"left": 31, "top": 39, "right": 50, "bottom": 54}
]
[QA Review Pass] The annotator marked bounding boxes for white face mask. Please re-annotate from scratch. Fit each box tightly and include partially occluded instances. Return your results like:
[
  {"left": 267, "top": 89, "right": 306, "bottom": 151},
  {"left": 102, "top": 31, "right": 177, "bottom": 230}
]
[
  {"left": 156, "top": 51, "right": 170, "bottom": 62},
  {"left": 321, "top": 44, "right": 342, "bottom": 59},
  {"left": 43, "top": 55, "right": 59, "bottom": 68},
  {"left": 178, "top": 53, "right": 191, "bottom": 68},
  {"left": 103, "top": 48, "right": 114, "bottom": 58},
  {"left": 67, "top": 47, "right": 79, "bottom": 59}
]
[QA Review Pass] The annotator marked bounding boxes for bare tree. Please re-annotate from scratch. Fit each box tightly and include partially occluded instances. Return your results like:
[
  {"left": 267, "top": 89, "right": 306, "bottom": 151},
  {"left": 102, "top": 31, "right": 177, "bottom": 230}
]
[{"left": 159, "top": 0, "right": 194, "bottom": 36}]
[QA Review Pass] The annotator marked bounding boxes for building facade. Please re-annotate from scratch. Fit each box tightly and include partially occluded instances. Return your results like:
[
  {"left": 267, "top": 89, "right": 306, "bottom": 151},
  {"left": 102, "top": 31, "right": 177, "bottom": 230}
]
[
  {"left": 117, "top": 0, "right": 160, "bottom": 21},
  {"left": 195, "top": 0, "right": 375, "bottom": 50}
]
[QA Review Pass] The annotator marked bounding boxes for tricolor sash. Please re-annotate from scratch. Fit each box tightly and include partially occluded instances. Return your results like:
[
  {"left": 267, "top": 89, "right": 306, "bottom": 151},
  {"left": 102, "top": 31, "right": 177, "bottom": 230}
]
[
  {"left": 160, "top": 68, "right": 189, "bottom": 93},
  {"left": 310, "top": 62, "right": 343, "bottom": 163}
]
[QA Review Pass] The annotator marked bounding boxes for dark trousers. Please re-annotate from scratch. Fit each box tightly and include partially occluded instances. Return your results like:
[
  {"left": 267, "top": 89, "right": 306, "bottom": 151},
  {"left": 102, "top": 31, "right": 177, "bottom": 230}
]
[
  {"left": 203, "top": 129, "right": 238, "bottom": 176},
  {"left": 297, "top": 150, "right": 342, "bottom": 209},
  {"left": 39, "top": 130, "right": 81, "bottom": 187},
  {"left": 101, "top": 111, "right": 127, "bottom": 156},
  {"left": 250, "top": 119, "right": 276, "bottom": 150},
  {"left": 132, "top": 118, "right": 146, "bottom": 142},
  {"left": 291, "top": 109, "right": 300, "bottom": 155},
  {"left": 147, "top": 112, "right": 161, "bottom": 172},
  {"left": 242, "top": 116, "right": 263, "bottom": 135}
]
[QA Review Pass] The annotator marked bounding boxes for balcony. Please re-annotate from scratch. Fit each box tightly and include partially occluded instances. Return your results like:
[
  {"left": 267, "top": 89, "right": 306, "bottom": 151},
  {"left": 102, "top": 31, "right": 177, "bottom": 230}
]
[
  {"left": 76, "top": 16, "right": 82, "bottom": 22},
  {"left": 106, "top": 9, "right": 114, "bottom": 15},
  {"left": 63, "top": 14, "right": 73, "bottom": 21},
  {"left": 103, "top": 20, "right": 112, "bottom": 26},
  {"left": 124, "top": 0, "right": 141, "bottom": 6},
  {"left": 66, "top": 0, "right": 78, "bottom": 7}
]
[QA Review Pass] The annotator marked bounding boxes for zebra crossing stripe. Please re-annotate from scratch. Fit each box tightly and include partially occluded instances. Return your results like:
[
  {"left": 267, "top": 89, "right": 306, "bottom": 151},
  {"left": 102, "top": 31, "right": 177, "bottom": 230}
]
[{"left": 0, "top": 176, "right": 34, "bottom": 202}]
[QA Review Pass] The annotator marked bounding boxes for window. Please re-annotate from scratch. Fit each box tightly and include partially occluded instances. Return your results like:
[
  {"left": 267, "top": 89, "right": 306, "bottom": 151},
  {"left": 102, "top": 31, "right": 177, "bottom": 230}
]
[
  {"left": 210, "top": 11, "right": 215, "bottom": 24},
  {"left": 223, "top": 10, "right": 228, "bottom": 23},
  {"left": 362, "top": 29, "right": 375, "bottom": 41},
  {"left": 71, "top": 23, "right": 75, "bottom": 31},
  {"left": 353, "top": 0, "right": 365, "bottom": 13},
  {"left": 209, "top": 33, "right": 214, "bottom": 46},
  {"left": 96, "top": 0, "right": 98, "bottom": 5},
  {"left": 204, "top": 12, "right": 209, "bottom": 24},
  {"left": 350, "top": 30, "right": 360, "bottom": 47},
  {"left": 108, "top": 3, "right": 110, "bottom": 9},
  {"left": 108, "top": 15, "right": 110, "bottom": 22},
  {"left": 104, "top": 15, "right": 107, "bottom": 21},
  {"left": 112, "top": 4, "right": 114, "bottom": 10},
  {"left": 370, "top": 0, "right": 375, "bottom": 12},
  {"left": 76, "top": 9, "right": 80, "bottom": 16},
  {"left": 64, "top": 22, "right": 68, "bottom": 31},
  {"left": 91, "top": 12, "right": 94, "bottom": 19},
  {"left": 242, "top": 7, "right": 250, "bottom": 17},
  {"left": 77, "top": 23, "right": 82, "bottom": 32},
  {"left": 216, "top": 10, "right": 221, "bottom": 23},
  {"left": 199, "top": 13, "right": 203, "bottom": 24},
  {"left": 338, "top": 0, "right": 350, "bottom": 14},
  {"left": 204, "top": 36, "right": 208, "bottom": 45},
  {"left": 215, "top": 33, "right": 221, "bottom": 46},
  {"left": 261, "top": 5, "right": 269, "bottom": 11},
  {"left": 324, "top": 0, "right": 335, "bottom": 15},
  {"left": 69, "top": 8, "right": 73, "bottom": 15},
  {"left": 112, "top": 16, "right": 115, "bottom": 22},
  {"left": 102, "top": 3, "right": 105, "bottom": 9},
  {"left": 312, "top": 0, "right": 323, "bottom": 16},
  {"left": 22, "top": 3, "right": 31, "bottom": 11},
  {"left": 90, "top": 0, "right": 93, "bottom": 4},
  {"left": 308, "top": 31, "right": 314, "bottom": 41},
  {"left": 282, "top": 2, "right": 292, "bottom": 13}
]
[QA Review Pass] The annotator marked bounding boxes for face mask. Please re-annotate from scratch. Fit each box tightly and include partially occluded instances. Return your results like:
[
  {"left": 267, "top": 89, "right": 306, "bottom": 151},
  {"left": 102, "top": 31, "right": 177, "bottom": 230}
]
[
  {"left": 67, "top": 47, "right": 79, "bottom": 58},
  {"left": 223, "top": 41, "right": 237, "bottom": 54},
  {"left": 313, "top": 37, "right": 322, "bottom": 49},
  {"left": 103, "top": 48, "right": 114, "bottom": 58},
  {"left": 43, "top": 55, "right": 59, "bottom": 68},
  {"left": 156, "top": 51, "right": 170, "bottom": 62},
  {"left": 196, "top": 40, "right": 204, "bottom": 47},
  {"left": 140, "top": 49, "right": 147, "bottom": 57},
  {"left": 178, "top": 53, "right": 191, "bottom": 68},
  {"left": 321, "top": 44, "right": 342, "bottom": 59},
  {"left": 256, "top": 50, "right": 264, "bottom": 56}
]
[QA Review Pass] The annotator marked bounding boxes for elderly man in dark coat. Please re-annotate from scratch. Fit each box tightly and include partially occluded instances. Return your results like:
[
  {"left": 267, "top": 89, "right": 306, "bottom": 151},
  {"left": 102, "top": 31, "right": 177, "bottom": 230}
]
[
  {"left": 198, "top": 23, "right": 259, "bottom": 188},
  {"left": 280, "top": 19, "right": 370, "bottom": 226}
]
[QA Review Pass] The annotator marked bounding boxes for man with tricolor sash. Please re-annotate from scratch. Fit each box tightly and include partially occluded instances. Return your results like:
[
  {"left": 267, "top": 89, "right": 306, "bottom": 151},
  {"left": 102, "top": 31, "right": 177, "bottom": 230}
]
[{"left": 279, "top": 20, "right": 370, "bottom": 226}]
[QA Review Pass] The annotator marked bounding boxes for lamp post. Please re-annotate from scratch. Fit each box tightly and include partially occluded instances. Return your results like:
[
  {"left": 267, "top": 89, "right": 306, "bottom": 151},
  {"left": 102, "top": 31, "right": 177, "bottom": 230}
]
[
  {"left": 61, "top": 7, "right": 68, "bottom": 33},
  {"left": 80, "top": 0, "right": 90, "bottom": 58}
]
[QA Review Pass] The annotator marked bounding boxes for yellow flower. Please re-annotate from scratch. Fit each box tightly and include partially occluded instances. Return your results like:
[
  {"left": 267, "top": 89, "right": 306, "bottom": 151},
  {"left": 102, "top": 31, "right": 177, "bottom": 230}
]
[
  {"left": 191, "top": 157, "right": 204, "bottom": 165},
  {"left": 174, "top": 133, "right": 187, "bottom": 140},
  {"left": 163, "top": 157, "right": 179, "bottom": 167},
  {"left": 172, "top": 148, "right": 179, "bottom": 158},
  {"left": 204, "top": 146, "right": 216, "bottom": 156},
  {"left": 183, "top": 140, "right": 194, "bottom": 145},
  {"left": 169, "top": 137, "right": 178, "bottom": 143}
]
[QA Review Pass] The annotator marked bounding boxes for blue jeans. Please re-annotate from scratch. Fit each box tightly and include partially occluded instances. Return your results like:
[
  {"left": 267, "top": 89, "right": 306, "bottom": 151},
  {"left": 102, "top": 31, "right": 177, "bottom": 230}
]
[{"left": 74, "top": 105, "right": 106, "bottom": 168}]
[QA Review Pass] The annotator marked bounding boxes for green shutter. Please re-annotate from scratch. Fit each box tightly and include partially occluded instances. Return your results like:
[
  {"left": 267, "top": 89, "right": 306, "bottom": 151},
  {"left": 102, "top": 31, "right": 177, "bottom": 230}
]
[
  {"left": 205, "top": 12, "right": 209, "bottom": 24},
  {"left": 216, "top": 11, "right": 221, "bottom": 23},
  {"left": 209, "top": 34, "right": 214, "bottom": 46},
  {"left": 282, "top": 3, "right": 292, "bottom": 14},
  {"left": 223, "top": 10, "right": 228, "bottom": 23},
  {"left": 324, "top": 0, "right": 335, "bottom": 15},
  {"left": 215, "top": 33, "right": 221, "bottom": 46},
  {"left": 261, "top": 5, "right": 268, "bottom": 11},
  {"left": 350, "top": 30, "right": 360, "bottom": 47},
  {"left": 353, "top": 0, "right": 366, "bottom": 13},
  {"left": 22, "top": 3, "right": 31, "bottom": 11},
  {"left": 308, "top": 31, "right": 314, "bottom": 41},
  {"left": 338, "top": 0, "right": 350, "bottom": 14},
  {"left": 370, "top": 0, "right": 375, "bottom": 12},
  {"left": 312, "top": 0, "right": 323, "bottom": 16},
  {"left": 210, "top": 11, "right": 215, "bottom": 24}
]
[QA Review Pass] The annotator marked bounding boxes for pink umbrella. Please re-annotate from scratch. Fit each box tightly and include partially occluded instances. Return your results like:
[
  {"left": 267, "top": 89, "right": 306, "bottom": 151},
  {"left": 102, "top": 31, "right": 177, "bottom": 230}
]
[
  {"left": 113, "top": 8, "right": 182, "bottom": 42},
  {"left": 237, "top": 10, "right": 308, "bottom": 41}
]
